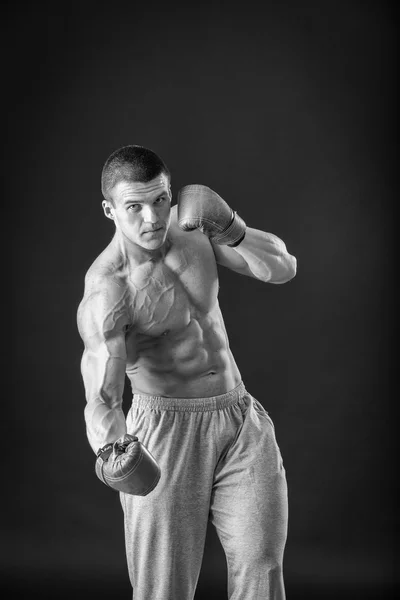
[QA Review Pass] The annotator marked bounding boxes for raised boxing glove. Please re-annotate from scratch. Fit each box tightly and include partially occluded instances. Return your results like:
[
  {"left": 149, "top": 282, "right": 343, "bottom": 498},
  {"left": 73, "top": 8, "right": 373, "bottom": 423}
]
[
  {"left": 95, "top": 434, "right": 161, "bottom": 496},
  {"left": 177, "top": 184, "right": 246, "bottom": 247}
]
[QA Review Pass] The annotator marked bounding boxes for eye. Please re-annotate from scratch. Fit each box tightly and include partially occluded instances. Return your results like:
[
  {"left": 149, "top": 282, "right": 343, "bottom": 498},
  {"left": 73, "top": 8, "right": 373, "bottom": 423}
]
[
  {"left": 128, "top": 204, "right": 140, "bottom": 211},
  {"left": 155, "top": 196, "right": 165, "bottom": 204}
]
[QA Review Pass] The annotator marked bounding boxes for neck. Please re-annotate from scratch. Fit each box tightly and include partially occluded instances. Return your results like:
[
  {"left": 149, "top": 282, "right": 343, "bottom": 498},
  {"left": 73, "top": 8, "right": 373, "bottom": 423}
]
[{"left": 111, "top": 230, "right": 170, "bottom": 267}]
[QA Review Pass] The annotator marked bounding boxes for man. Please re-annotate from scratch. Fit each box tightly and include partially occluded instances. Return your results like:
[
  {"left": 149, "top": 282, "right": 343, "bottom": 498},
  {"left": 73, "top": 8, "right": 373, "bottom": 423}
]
[{"left": 77, "top": 145, "right": 297, "bottom": 600}]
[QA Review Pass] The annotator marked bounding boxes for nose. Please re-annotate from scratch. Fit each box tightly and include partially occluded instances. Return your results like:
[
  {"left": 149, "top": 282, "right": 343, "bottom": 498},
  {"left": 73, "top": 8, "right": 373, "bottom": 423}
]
[{"left": 141, "top": 205, "right": 158, "bottom": 224}]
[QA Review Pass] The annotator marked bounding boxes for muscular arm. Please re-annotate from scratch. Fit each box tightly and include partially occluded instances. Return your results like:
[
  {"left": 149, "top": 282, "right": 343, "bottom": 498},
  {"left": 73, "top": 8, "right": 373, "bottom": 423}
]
[
  {"left": 77, "top": 275, "right": 131, "bottom": 454},
  {"left": 212, "top": 227, "right": 297, "bottom": 284}
]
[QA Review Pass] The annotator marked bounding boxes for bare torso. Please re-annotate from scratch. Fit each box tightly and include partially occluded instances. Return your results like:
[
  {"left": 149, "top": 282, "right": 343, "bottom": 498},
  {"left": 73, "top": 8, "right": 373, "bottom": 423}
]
[{"left": 88, "top": 206, "right": 241, "bottom": 398}]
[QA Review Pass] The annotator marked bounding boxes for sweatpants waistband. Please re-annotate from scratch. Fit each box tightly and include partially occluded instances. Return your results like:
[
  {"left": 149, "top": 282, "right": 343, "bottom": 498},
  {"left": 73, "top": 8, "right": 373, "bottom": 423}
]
[{"left": 131, "top": 381, "right": 247, "bottom": 412}]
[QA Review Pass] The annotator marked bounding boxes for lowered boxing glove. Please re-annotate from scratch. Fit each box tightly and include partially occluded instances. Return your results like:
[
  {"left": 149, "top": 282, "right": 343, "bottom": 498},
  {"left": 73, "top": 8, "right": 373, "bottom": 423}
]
[
  {"left": 95, "top": 434, "right": 161, "bottom": 496},
  {"left": 177, "top": 184, "right": 246, "bottom": 247}
]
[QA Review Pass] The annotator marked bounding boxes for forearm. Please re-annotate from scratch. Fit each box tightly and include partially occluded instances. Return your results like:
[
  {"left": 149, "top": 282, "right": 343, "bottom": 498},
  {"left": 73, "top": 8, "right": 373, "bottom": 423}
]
[
  {"left": 84, "top": 399, "right": 127, "bottom": 454},
  {"left": 234, "top": 227, "right": 297, "bottom": 283}
]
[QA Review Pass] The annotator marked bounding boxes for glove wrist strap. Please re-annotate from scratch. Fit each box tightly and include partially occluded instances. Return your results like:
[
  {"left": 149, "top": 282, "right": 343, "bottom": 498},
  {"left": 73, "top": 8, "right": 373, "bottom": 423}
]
[
  {"left": 96, "top": 443, "right": 113, "bottom": 461},
  {"left": 95, "top": 444, "right": 114, "bottom": 489},
  {"left": 211, "top": 211, "right": 247, "bottom": 247}
]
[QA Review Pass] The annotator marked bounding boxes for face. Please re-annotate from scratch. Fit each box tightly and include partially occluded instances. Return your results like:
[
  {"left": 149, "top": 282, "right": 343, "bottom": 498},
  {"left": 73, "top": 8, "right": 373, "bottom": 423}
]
[{"left": 103, "top": 174, "right": 172, "bottom": 252}]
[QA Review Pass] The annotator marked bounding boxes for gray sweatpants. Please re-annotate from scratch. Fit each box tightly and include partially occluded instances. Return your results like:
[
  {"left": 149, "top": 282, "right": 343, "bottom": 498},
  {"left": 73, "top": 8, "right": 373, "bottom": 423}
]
[{"left": 120, "top": 382, "right": 288, "bottom": 600}]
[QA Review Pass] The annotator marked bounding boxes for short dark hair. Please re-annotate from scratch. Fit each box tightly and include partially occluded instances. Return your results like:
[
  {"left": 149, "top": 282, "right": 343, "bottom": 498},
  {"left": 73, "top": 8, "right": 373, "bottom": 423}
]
[{"left": 101, "top": 145, "right": 171, "bottom": 202}]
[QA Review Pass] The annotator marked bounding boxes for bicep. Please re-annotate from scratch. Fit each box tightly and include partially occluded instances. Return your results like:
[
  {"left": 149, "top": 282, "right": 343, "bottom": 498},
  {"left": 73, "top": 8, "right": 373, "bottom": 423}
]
[
  {"left": 211, "top": 241, "right": 254, "bottom": 277},
  {"left": 77, "top": 287, "right": 131, "bottom": 408}
]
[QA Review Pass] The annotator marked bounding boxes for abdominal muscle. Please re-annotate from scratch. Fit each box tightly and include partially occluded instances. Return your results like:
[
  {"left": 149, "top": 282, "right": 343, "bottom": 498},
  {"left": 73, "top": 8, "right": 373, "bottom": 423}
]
[{"left": 125, "top": 305, "right": 242, "bottom": 398}]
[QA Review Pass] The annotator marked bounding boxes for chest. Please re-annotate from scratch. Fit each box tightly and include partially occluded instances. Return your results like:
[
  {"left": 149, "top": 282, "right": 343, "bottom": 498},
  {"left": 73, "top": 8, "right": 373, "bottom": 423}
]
[{"left": 128, "top": 236, "right": 219, "bottom": 336}]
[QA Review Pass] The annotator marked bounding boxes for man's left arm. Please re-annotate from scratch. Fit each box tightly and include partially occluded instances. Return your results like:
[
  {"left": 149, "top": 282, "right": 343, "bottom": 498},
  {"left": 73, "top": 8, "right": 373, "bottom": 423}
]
[
  {"left": 211, "top": 227, "right": 297, "bottom": 284},
  {"left": 177, "top": 183, "right": 297, "bottom": 284}
]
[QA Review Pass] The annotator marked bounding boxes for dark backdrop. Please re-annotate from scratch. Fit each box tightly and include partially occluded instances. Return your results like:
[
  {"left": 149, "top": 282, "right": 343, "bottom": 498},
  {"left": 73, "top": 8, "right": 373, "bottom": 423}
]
[{"left": 4, "top": 1, "right": 397, "bottom": 599}]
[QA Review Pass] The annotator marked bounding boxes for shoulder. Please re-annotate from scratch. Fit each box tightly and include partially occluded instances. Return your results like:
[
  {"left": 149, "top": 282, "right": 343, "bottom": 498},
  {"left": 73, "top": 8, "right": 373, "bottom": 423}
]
[
  {"left": 83, "top": 242, "right": 129, "bottom": 293},
  {"left": 77, "top": 252, "right": 130, "bottom": 342}
]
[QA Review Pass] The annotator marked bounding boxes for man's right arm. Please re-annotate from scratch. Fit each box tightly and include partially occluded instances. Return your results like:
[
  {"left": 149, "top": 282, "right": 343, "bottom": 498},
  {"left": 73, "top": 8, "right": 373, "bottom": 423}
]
[{"left": 77, "top": 276, "right": 131, "bottom": 454}]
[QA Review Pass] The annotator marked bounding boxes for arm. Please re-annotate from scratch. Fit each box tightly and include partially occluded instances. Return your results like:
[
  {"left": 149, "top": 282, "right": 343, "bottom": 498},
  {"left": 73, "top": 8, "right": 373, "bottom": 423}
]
[
  {"left": 176, "top": 183, "right": 296, "bottom": 284},
  {"left": 211, "top": 227, "right": 297, "bottom": 284},
  {"left": 77, "top": 276, "right": 131, "bottom": 454}
]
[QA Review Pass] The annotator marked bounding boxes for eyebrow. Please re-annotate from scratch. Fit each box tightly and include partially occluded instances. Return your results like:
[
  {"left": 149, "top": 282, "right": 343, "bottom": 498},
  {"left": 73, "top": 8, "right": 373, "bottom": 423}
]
[{"left": 123, "top": 193, "right": 167, "bottom": 205}]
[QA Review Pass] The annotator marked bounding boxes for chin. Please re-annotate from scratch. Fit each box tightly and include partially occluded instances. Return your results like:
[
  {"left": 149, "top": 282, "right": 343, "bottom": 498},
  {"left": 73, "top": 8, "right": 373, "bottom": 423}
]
[
  {"left": 140, "top": 237, "right": 166, "bottom": 251},
  {"left": 143, "top": 242, "right": 164, "bottom": 251}
]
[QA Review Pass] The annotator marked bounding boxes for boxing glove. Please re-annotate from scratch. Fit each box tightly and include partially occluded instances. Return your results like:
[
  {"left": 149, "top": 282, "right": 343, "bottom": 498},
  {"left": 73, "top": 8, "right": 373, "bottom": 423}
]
[
  {"left": 95, "top": 434, "right": 161, "bottom": 496},
  {"left": 177, "top": 184, "right": 246, "bottom": 247}
]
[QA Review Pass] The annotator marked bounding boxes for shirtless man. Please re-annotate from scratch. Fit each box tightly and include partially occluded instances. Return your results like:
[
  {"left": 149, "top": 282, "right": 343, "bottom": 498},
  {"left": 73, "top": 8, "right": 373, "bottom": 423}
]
[{"left": 77, "top": 145, "right": 297, "bottom": 600}]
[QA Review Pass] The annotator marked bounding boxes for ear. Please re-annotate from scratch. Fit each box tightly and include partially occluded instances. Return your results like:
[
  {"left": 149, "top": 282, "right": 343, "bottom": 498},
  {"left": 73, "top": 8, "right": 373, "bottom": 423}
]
[{"left": 102, "top": 200, "right": 115, "bottom": 220}]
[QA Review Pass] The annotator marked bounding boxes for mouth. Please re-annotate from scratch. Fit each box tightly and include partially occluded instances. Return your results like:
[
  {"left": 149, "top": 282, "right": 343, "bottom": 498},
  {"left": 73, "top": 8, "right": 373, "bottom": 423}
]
[{"left": 142, "top": 227, "right": 163, "bottom": 235}]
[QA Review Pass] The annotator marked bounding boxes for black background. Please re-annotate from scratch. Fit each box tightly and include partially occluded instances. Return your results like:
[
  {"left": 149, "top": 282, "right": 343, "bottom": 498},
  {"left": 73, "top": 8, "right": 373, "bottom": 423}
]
[{"left": 4, "top": 1, "right": 397, "bottom": 599}]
